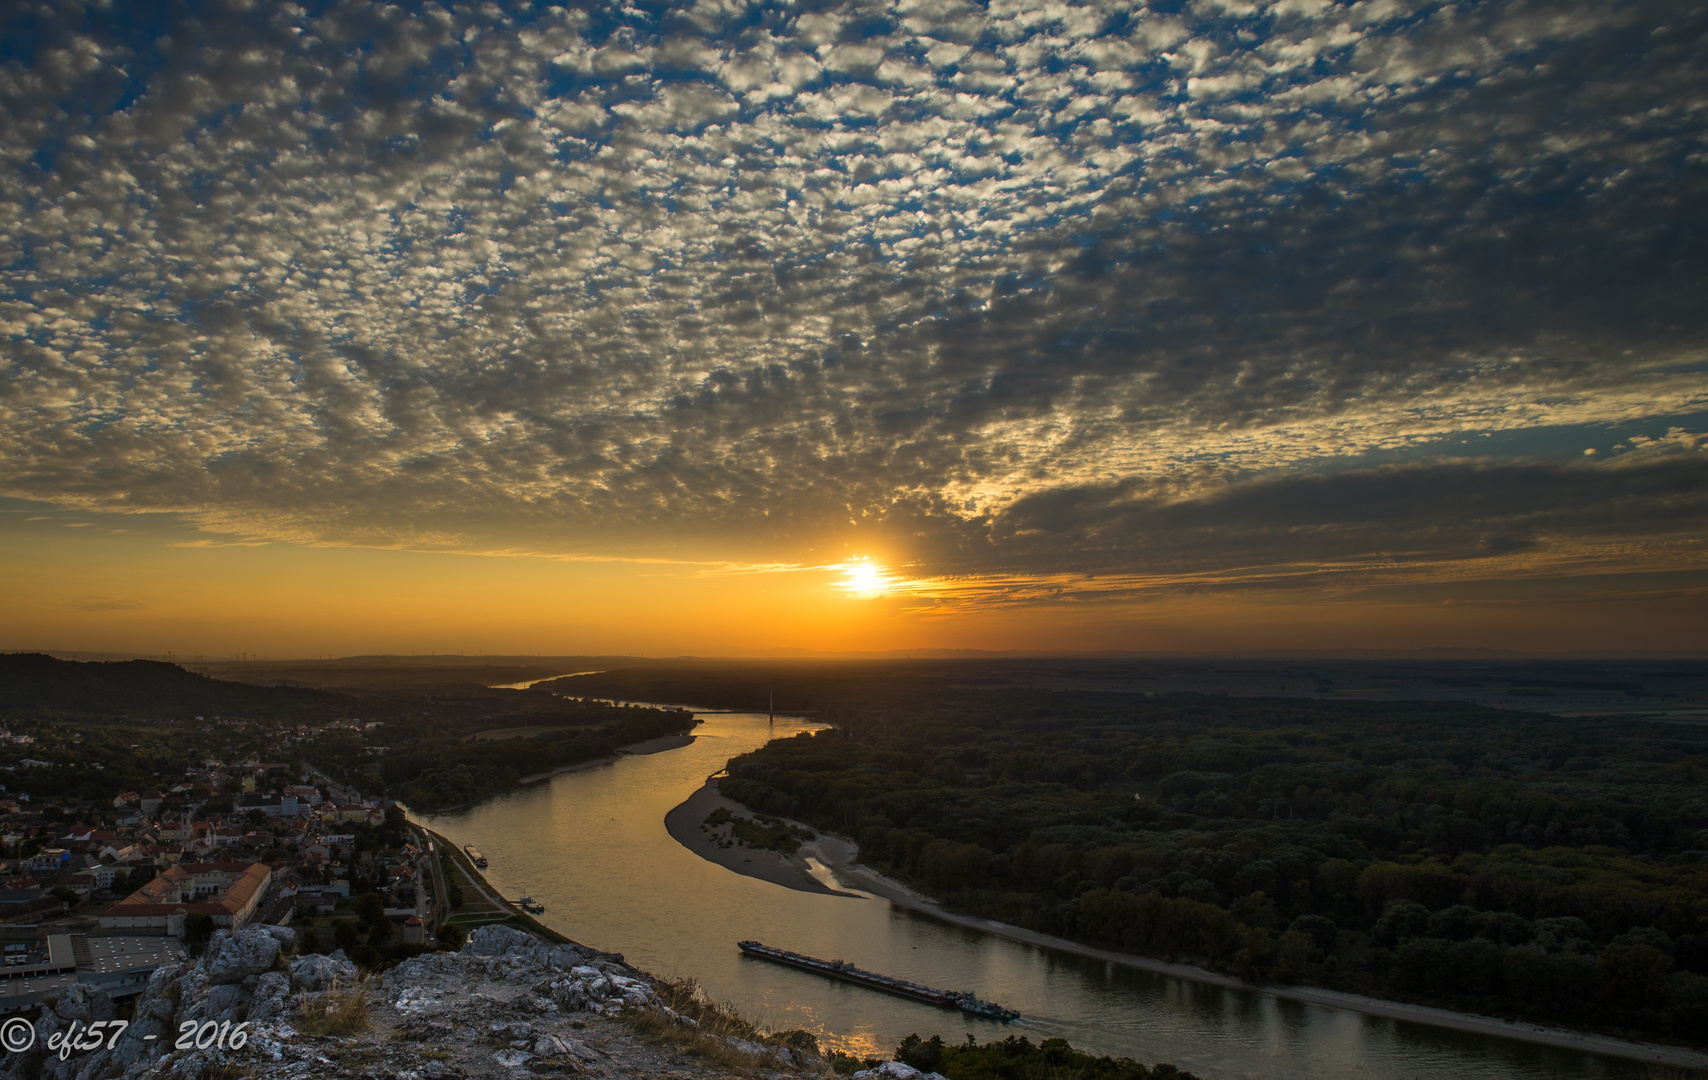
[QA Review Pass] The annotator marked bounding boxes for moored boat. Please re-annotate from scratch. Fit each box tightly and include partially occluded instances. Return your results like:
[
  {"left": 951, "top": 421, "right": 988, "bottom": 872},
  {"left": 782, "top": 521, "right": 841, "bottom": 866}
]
[{"left": 464, "top": 844, "right": 487, "bottom": 867}]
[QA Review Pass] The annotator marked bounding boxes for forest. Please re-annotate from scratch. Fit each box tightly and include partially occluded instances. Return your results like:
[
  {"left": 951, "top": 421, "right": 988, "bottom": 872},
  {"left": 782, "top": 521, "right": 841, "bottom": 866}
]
[
  {"left": 371, "top": 701, "right": 694, "bottom": 809},
  {"left": 704, "top": 673, "right": 1708, "bottom": 1042}
]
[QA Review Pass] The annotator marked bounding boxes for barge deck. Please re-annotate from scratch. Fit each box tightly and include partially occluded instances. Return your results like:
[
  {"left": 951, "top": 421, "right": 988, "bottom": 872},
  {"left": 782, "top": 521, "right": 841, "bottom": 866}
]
[{"left": 737, "top": 940, "right": 1018, "bottom": 1021}]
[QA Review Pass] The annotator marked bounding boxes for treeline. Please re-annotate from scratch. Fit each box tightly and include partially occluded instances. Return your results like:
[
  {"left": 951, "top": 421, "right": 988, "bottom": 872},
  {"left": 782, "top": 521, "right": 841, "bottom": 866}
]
[
  {"left": 883, "top": 1034, "right": 1201, "bottom": 1080},
  {"left": 383, "top": 703, "right": 694, "bottom": 809},
  {"left": 718, "top": 691, "right": 1708, "bottom": 1041}
]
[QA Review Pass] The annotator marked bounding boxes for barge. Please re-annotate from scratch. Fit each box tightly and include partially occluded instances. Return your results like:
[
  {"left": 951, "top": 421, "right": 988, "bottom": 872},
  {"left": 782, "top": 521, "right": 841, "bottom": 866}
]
[
  {"left": 737, "top": 941, "right": 1018, "bottom": 1021},
  {"left": 464, "top": 845, "right": 487, "bottom": 868}
]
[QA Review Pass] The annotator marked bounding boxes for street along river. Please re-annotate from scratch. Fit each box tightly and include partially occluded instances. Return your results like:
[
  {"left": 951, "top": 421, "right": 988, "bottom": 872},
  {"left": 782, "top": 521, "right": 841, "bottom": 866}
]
[{"left": 417, "top": 710, "right": 1674, "bottom": 1080}]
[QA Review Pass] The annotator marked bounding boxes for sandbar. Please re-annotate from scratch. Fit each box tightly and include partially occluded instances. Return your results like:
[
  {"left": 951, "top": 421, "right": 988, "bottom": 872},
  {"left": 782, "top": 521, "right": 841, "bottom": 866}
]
[{"left": 664, "top": 780, "right": 862, "bottom": 898}]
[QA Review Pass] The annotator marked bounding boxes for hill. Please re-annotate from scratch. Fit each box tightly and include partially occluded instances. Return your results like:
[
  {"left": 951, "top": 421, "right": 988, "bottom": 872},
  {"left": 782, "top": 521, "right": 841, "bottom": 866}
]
[{"left": 0, "top": 652, "right": 353, "bottom": 721}]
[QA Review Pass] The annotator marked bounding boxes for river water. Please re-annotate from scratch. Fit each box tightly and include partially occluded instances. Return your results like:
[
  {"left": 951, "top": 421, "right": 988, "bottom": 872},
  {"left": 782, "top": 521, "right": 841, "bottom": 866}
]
[{"left": 416, "top": 710, "right": 1653, "bottom": 1080}]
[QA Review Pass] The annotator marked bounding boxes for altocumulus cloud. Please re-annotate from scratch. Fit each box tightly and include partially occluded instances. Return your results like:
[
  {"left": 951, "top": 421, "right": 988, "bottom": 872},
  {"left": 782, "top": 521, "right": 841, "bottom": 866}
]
[{"left": 0, "top": 0, "right": 1704, "bottom": 597}]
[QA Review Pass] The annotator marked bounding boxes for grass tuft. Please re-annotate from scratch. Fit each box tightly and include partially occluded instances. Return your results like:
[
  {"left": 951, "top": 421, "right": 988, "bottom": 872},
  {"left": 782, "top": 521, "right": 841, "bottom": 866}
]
[
  {"left": 623, "top": 976, "right": 830, "bottom": 1075},
  {"left": 293, "top": 977, "right": 371, "bottom": 1036}
]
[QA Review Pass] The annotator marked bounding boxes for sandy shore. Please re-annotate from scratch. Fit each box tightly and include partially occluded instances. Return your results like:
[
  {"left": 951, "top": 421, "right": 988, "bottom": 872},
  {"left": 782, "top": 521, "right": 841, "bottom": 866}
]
[
  {"left": 517, "top": 733, "right": 697, "bottom": 784},
  {"left": 664, "top": 781, "right": 863, "bottom": 898},
  {"left": 663, "top": 788, "right": 1708, "bottom": 1069}
]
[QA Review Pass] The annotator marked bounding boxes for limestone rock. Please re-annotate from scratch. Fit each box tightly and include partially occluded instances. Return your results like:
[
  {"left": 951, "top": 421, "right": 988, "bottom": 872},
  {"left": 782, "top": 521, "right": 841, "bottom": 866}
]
[
  {"left": 466, "top": 924, "right": 535, "bottom": 956},
  {"left": 262, "top": 925, "right": 297, "bottom": 951},
  {"left": 203, "top": 982, "right": 245, "bottom": 1021},
  {"left": 852, "top": 1062, "right": 950, "bottom": 1080},
  {"left": 290, "top": 951, "right": 359, "bottom": 992},
  {"left": 0, "top": 916, "right": 820, "bottom": 1080},
  {"left": 204, "top": 927, "right": 282, "bottom": 985},
  {"left": 49, "top": 982, "right": 117, "bottom": 1025},
  {"left": 247, "top": 970, "right": 292, "bottom": 1023}
]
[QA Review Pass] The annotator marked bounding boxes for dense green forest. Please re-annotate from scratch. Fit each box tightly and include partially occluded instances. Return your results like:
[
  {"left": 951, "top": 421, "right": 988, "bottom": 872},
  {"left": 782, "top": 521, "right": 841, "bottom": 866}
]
[{"left": 712, "top": 680, "right": 1708, "bottom": 1042}]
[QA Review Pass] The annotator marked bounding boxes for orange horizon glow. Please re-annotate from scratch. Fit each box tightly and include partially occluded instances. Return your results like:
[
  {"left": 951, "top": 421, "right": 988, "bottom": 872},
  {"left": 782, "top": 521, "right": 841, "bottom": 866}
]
[{"left": 2, "top": 500, "right": 1703, "bottom": 660}]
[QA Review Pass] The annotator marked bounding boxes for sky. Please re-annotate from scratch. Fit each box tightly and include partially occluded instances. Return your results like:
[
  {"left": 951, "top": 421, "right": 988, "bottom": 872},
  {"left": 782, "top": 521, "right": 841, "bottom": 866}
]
[{"left": 1, "top": 0, "right": 1705, "bottom": 658}]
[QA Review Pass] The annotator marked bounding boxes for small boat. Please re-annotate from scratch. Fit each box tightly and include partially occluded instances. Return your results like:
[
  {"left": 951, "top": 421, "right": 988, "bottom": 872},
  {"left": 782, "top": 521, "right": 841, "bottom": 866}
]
[
  {"left": 518, "top": 895, "right": 545, "bottom": 914},
  {"left": 738, "top": 941, "right": 1018, "bottom": 1021},
  {"left": 464, "top": 845, "right": 487, "bottom": 868}
]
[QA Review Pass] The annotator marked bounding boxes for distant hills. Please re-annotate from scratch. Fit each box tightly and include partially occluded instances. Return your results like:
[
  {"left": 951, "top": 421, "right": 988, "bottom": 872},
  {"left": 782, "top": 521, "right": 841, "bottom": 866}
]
[{"left": 0, "top": 652, "right": 350, "bottom": 719}]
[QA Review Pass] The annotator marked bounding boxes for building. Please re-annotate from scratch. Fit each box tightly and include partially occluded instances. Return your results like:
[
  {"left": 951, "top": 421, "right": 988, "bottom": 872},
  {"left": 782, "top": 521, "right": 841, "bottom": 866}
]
[
  {"left": 24, "top": 849, "right": 69, "bottom": 873},
  {"left": 235, "top": 792, "right": 299, "bottom": 819},
  {"left": 0, "top": 935, "right": 185, "bottom": 1013},
  {"left": 285, "top": 784, "right": 323, "bottom": 806},
  {"left": 98, "top": 861, "right": 271, "bottom": 937},
  {"left": 69, "top": 864, "right": 121, "bottom": 891}
]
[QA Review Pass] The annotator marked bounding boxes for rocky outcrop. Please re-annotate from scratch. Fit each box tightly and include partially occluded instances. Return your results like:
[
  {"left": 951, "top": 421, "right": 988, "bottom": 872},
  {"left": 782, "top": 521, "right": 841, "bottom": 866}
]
[
  {"left": 288, "top": 950, "right": 358, "bottom": 992},
  {"left": 852, "top": 1062, "right": 951, "bottom": 1080},
  {"left": 0, "top": 923, "right": 822, "bottom": 1080},
  {"left": 203, "top": 924, "right": 281, "bottom": 984}
]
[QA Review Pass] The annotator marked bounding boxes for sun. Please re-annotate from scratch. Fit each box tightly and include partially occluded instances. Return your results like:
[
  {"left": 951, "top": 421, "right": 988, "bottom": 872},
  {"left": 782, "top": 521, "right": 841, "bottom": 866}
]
[{"left": 839, "top": 558, "right": 892, "bottom": 597}]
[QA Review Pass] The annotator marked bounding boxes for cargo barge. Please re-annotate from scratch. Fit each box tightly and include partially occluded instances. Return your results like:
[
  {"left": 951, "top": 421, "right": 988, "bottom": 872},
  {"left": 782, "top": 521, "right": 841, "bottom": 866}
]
[
  {"left": 464, "top": 845, "right": 487, "bottom": 868},
  {"left": 737, "top": 941, "right": 1019, "bottom": 1021}
]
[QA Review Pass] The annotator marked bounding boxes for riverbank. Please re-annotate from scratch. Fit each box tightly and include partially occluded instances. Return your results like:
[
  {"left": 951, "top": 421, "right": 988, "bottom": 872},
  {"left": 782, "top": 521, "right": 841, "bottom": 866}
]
[
  {"left": 516, "top": 733, "right": 697, "bottom": 784},
  {"left": 669, "top": 787, "right": 1708, "bottom": 1071},
  {"left": 664, "top": 780, "right": 862, "bottom": 898}
]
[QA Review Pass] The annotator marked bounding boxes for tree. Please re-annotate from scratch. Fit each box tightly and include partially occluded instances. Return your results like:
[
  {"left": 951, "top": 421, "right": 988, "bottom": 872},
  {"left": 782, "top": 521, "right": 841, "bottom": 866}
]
[
  {"left": 353, "top": 891, "right": 387, "bottom": 928},
  {"left": 896, "top": 1035, "right": 945, "bottom": 1072},
  {"left": 436, "top": 922, "right": 465, "bottom": 950},
  {"left": 350, "top": 942, "right": 382, "bottom": 970},
  {"left": 333, "top": 918, "right": 360, "bottom": 952},
  {"left": 184, "top": 913, "right": 216, "bottom": 946}
]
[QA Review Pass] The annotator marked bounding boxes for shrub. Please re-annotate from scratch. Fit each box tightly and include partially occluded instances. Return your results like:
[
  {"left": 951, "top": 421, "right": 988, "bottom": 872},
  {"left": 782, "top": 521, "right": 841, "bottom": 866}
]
[{"left": 897, "top": 1034, "right": 945, "bottom": 1072}]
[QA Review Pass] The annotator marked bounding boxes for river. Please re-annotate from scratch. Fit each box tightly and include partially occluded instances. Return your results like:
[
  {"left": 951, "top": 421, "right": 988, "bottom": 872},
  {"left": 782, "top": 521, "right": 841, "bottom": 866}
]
[{"left": 416, "top": 710, "right": 1659, "bottom": 1080}]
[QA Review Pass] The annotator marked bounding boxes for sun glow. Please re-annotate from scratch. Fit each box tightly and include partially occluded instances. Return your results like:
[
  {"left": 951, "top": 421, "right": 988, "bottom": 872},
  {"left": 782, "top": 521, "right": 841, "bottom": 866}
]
[{"left": 839, "top": 558, "right": 893, "bottom": 597}]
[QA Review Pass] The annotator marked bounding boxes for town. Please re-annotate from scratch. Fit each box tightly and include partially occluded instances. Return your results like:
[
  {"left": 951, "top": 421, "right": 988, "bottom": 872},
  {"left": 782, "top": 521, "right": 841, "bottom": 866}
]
[
  {"left": 0, "top": 745, "right": 468, "bottom": 1013},
  {"left": 0, "top": 652, "right": 698, "bottom": 1019}
]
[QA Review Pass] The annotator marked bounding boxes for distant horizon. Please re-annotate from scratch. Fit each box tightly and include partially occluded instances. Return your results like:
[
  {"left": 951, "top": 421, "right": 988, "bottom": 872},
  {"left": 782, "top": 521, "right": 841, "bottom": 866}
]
[{"left": 19, "top": 647, "right": 1708, "bottom": 664}]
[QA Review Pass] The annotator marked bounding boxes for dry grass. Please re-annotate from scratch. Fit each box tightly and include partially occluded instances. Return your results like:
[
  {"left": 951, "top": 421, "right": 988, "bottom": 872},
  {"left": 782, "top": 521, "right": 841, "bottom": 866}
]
[
  {"left": 293, "top": 978, "right": 372, "bottom": 1037},
  {"left": 623, "top": 977, "right": 831, "bottom": 1075}
]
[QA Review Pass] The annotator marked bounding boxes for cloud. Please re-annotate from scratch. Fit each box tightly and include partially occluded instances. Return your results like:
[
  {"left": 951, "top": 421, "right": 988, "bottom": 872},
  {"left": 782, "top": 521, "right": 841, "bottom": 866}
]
[{"left": 0, "top": 0, "right": 1702, "bottom": 598}]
